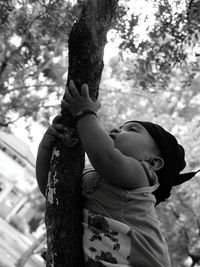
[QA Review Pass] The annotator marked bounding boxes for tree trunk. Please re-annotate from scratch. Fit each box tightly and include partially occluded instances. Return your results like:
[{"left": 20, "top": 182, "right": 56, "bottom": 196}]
[{"left": 45, "top": 1, "right": 119, "bottom": 266}]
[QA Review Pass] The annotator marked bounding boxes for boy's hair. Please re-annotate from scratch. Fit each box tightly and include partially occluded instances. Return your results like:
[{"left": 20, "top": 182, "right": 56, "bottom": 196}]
[{"left": 130, "top": 121, "right": 197, "bottom": 205}]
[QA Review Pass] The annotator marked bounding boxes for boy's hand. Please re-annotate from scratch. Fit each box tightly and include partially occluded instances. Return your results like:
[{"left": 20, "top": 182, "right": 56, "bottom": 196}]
[
  {"left": 61, "top": 80, "right": 100, "bottom": 117},
  {"left": 40, "top": 123, "right": 65, "bottom": 150},
  {"left": 40, "top": 120, "right": 79, "bottom": 150}
]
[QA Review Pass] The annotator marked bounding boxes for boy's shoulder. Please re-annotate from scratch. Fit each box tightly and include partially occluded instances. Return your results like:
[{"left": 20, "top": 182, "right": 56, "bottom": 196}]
[{"left": 82, "top": 167, "right": 101, "bottom": 197}]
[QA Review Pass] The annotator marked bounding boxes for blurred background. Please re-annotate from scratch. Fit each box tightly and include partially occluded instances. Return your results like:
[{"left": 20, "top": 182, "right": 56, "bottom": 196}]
[{"left": 0, "top": 0, "right": 200, "bottom": 266}]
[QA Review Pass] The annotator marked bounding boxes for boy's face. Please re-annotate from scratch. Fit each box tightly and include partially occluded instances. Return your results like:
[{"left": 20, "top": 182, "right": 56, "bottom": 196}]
[{"left": 109, "top": 121, "right": 160, "bottom": 161}]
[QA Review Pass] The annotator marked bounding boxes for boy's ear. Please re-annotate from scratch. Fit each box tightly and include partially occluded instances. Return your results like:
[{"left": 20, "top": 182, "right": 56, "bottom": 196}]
[{"left": 149, "top": 156, "right": 164, "bottom": 171}]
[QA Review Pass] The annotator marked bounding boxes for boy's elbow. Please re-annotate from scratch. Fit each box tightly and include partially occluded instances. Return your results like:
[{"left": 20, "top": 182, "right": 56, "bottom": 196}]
[
  {"left": 36, "top": 178, "right": 47, "bottom": 198},
  {"left": 36, "top": 156, "right": 50, "bottom": 198},
  {"left": 36, "top": 166, "right": 48, "bottom": 198},
  {"left": 90, "top": 149, "right": 120, "bottom": 173}
]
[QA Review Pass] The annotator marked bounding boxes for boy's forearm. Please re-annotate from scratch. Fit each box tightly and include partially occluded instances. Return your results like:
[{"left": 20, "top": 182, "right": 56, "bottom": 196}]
[
  {"left": 36, "top": 145, "right": 52, "bottom": 197},
  {"left": 77, "top": 115, "right": 115, "bottom": 164}
]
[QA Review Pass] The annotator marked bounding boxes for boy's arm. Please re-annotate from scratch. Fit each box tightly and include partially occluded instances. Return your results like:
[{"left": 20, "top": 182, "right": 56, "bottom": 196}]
[
  {"left": 36, "top": 123, "right": 65, "bottom": 197},
  {"left": 76, "top": 115, "right": 148, "bottom": 188},
  {"left": 36, "top": 145, "right": 52, "bottom": 197},
  {"left": 62, "top": 81, "right": 148, "bottom": 189}
]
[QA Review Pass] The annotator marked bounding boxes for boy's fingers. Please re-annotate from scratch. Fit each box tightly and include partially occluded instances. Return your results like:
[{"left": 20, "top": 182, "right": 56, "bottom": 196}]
[
  {"left": 81, "top": 84, "right": 90, "bottom": 99},
  {"left": 69, "top": 80, "right": 81, "bottom": 99},
  {"left": 96, "top": 100, "right": 101, "bottom": 109},
  {"left": 65, "top": 86, "right": 74, "bottom": 102},
  {"left": 46, "top": 126, "right": 58, "bottom": 134},
  {"left": 46, "top": 127, "right": 64, "bottom": 140},
  {"left": 61, "top": 99, "right": 70, "bottom": 110},
  {"left": 52, "top": 123, "right": 65, "bottom": 131},
  {"left": 52, "top": 114, "right": 62, "bottom": 124}
]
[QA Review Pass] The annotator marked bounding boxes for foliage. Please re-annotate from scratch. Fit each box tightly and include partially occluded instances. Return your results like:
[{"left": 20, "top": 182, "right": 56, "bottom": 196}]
[
  {"left": 0, "top": 0, "right": 80, "bottom": 128},
  {"left": 114, "top": 0, "right": 200, "bottom": 91},
  {"left": 1, "top": 0, "right": 200, "bottom": 129}
]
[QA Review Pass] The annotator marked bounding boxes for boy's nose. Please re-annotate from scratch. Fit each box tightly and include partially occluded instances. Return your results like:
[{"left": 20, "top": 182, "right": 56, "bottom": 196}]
[{"left": 110, "top": 127, "right": 121, "bottom": 134}]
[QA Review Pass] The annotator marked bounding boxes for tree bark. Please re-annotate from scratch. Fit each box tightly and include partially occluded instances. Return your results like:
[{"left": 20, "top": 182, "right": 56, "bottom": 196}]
[{"left": 45, "top": 1, "right": 119, "bottom": 266}]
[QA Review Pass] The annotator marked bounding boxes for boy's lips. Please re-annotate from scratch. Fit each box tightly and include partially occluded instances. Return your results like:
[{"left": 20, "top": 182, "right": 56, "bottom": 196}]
[{"left": 109, "top": 133, "right": 116, "bottom": 140}]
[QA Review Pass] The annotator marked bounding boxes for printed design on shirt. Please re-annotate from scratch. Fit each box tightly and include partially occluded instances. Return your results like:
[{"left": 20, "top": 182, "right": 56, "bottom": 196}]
[
  {"left": 83, "top": 209, "right": 132, "bottom": 266},
  {"left": 88, "top": 213, "right": 120, "bottom": 259}
]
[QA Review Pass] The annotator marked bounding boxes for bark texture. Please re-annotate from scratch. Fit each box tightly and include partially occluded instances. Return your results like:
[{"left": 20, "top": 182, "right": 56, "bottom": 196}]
[{"left": 45, "top": 1, "right": 119, "bottom": 267}]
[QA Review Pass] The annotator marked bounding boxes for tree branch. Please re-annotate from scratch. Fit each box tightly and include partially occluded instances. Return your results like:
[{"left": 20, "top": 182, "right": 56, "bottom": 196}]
[
  {"left": 0, "top": 0, "right": 59, "bottom": 80},
  {"left": 0, "top": 100, "right": 58, "bottom": 128}
]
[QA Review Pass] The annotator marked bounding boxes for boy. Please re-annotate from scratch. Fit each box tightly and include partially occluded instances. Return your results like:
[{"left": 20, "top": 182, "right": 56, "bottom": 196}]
[{"left": 36, "top": 80, "right": 197, "bottom": 266}]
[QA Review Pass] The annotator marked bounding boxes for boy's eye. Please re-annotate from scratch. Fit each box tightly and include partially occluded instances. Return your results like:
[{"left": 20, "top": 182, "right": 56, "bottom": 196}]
[{"left": 128, "top": 128, "right": 137, "bottom": 132}]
